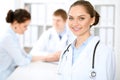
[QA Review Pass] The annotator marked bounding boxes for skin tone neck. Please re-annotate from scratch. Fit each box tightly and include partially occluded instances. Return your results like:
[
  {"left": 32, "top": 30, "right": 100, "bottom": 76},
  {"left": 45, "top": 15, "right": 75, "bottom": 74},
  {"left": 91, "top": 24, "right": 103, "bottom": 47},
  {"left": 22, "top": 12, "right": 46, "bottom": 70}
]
[{"left": 75, "top": 31, "right": 90, "bottom": 48}]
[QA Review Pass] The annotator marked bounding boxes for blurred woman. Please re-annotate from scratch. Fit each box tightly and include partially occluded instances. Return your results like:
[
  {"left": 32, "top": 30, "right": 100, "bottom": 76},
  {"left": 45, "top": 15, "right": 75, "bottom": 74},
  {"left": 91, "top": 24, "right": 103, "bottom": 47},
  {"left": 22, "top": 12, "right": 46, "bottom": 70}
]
[{"left": 0, "top": 9, "right": 42, "bottom": 80}]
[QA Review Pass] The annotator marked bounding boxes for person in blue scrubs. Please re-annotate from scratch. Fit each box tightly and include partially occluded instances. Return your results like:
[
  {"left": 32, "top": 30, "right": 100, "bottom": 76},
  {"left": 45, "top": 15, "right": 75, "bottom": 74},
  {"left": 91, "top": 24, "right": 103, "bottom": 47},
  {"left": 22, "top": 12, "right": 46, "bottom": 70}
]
[{"left": 0, "top": 9, "right": 43, "bottom": 80}]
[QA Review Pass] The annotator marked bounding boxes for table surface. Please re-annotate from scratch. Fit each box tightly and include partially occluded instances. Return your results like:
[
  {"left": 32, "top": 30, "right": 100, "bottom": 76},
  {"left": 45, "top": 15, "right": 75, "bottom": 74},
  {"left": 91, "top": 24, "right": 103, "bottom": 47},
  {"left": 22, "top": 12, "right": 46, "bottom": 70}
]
[{"left": 7, "top": 61, "right": 59, "bottom": 80}]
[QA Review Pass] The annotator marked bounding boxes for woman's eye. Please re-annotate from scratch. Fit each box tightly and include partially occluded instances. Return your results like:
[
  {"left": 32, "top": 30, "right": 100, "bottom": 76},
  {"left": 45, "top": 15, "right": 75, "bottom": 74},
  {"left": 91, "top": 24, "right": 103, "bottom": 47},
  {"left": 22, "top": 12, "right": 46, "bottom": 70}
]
[
  {"left": 79, "top": 17, "right": 85, "bottom": 20},
  {"left": 68, "top": 17, "right": 73, "bottom": 20}
]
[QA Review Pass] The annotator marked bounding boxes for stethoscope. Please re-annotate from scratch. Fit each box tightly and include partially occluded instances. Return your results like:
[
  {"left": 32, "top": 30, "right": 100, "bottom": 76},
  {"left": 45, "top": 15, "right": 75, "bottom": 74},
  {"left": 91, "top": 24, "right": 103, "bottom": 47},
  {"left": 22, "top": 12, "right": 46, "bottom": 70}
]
[
  {"left": 90, "top": 40, "right": 100, "bottom": 79},
  {"left": 61, "top": 40, "right": 100, "bottom": 79}
]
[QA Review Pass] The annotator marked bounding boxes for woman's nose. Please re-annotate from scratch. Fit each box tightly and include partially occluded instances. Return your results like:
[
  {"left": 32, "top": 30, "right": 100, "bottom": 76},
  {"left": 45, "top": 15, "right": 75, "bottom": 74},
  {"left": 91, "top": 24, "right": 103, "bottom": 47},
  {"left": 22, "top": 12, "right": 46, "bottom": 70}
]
[{"left": 72, "top": 19, "right": 79, "bottom": 26}]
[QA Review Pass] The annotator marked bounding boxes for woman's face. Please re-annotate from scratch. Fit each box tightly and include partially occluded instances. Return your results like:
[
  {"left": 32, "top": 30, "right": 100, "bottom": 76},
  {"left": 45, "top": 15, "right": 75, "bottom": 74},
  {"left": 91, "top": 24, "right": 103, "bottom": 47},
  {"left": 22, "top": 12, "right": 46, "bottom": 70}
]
[
  {"left": 14, "top": 20, "right": 30, "bottom": 34},
  {"left": 52, "top": 15, "right": 66, "bottom": 33},
  {"left": 68, "top": 5, "right": 94, "bottom": 37}
]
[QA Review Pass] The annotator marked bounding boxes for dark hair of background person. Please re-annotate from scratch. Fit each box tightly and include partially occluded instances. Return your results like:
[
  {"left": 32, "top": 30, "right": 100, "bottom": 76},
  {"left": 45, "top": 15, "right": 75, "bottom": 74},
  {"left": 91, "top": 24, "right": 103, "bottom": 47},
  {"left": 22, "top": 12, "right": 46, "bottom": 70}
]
[
  {"left": 53, "top": 9, "right": 67, "bottom": 21},
  {"left": 69, "top": 0, "right": 100, "bottom": 26},
  {"left": 6, "top": 9, "right": 31, "bottom": 23}
]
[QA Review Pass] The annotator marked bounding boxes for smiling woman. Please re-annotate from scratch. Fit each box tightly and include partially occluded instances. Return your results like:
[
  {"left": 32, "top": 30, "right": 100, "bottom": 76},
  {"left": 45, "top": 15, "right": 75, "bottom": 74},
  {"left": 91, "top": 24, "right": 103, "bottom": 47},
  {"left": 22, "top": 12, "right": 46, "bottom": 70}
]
[{"left": 58, "top": 1, "right": 116, "bottom": 80}]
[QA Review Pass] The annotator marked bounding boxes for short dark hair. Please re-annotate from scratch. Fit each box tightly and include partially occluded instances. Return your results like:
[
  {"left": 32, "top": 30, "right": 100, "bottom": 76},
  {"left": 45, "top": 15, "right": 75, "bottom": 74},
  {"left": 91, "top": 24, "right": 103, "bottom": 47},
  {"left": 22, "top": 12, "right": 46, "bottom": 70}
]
[{"left": 53, "top": 9, "right": 67, "bottom": 21}]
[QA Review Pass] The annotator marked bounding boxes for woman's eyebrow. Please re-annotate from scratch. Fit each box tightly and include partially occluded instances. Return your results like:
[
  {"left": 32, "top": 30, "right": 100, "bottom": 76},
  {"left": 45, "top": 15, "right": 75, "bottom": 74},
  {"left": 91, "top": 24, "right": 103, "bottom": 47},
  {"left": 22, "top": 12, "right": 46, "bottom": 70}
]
[{"left": 68, "top": 15, "right": 86, "bottom": 17}]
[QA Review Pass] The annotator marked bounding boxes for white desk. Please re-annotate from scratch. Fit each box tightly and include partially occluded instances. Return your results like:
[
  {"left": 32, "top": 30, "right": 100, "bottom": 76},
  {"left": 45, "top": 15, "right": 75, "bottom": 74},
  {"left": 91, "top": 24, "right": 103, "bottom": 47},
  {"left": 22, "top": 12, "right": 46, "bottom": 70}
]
[{"left": 7, "top": 61, "right": 58, "bottom": 80}]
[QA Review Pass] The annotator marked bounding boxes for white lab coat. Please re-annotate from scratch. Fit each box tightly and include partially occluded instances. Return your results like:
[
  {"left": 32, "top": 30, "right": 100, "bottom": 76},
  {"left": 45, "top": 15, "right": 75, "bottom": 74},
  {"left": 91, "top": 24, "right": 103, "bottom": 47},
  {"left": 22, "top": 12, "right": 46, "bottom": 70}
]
[
  {"left": 58, "top": 36, "right": 116, "bottom": 80},
  {"left": 30, "top": 27, "right": 75, "bottom": 56}
]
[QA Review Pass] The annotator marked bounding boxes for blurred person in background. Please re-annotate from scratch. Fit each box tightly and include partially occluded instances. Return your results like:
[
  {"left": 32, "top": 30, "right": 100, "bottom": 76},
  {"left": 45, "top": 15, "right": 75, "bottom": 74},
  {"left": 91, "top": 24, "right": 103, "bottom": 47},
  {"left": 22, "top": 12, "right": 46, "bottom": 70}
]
[
  {"left": 0, "top": 9, "right": 43, "bottom": 80},
  {"left": 30, "top": 9, "right": 75, "bottom": 62}
]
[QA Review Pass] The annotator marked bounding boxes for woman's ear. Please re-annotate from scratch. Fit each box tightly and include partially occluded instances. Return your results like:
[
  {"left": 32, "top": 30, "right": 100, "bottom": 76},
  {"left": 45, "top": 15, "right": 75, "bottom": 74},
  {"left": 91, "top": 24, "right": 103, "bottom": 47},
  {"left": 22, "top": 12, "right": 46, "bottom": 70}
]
[
  {"left": 13, "top": 21, "right": 19, "bottom": 27},
  {"left": 91, "top": 17, "right": 95, "bottom": 25},
  {"left": 13, "top": 21, "right": 18, "bottom": 25}
]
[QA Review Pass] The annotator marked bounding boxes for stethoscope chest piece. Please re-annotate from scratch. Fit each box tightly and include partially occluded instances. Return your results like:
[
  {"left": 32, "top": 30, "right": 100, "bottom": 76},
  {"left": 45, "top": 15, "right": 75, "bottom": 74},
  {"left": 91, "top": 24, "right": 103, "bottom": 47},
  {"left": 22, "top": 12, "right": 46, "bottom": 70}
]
[{"left": 90, "top": 70, "right": 96, "bottom": 79}]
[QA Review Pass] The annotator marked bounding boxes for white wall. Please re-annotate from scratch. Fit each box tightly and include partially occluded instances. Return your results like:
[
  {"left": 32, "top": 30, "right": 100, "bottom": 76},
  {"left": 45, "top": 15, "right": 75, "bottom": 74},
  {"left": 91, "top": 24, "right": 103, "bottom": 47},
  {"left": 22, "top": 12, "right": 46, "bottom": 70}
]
[
  {"left": 115, "top": 0, "right": 120, "bottom": 80},
  {"left": 0, "top": 0, "right": 15, "bottom": 35}
]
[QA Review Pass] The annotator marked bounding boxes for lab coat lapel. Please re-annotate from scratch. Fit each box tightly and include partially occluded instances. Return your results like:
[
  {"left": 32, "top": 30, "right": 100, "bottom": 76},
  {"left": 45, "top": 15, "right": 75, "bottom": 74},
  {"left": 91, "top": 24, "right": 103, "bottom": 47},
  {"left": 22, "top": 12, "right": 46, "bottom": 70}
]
[
  {"left": 63, "top": 46, "right": 73, "bottom": 77},
  {"left": 67, "top": 46, "right": 73, "bottom": 66}
]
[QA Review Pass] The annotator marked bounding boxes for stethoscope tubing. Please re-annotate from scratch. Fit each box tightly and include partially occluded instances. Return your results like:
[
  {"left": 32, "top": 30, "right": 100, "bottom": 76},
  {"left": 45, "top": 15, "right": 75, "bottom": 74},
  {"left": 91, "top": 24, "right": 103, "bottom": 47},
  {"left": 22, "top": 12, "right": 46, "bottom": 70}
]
[
  {"left": 61, "top": 40, "right": 100, "bottom": 78},
  {"left": 92, "top": 40, "right": 100, "bottom": 69}
]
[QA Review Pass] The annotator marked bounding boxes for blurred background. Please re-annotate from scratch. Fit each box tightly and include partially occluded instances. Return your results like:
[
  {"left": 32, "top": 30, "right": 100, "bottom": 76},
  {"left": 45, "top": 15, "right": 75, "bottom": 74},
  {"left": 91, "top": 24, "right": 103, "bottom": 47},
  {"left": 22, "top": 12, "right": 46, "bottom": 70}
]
[{"left": 0, "top": 0, "right": 120, "bottom": 79}]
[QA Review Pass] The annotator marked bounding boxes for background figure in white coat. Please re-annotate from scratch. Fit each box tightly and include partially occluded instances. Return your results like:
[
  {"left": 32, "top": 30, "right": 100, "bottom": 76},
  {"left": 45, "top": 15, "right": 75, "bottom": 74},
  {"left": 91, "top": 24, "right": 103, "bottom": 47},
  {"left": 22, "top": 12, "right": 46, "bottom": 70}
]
[
  {"left": 30, "top": 9, "right": 75, "bottom": 62},
  {"left": 58, "top": 1, "right": 116, "bottom": 80},
  {"left": 0, "top": 9, "right": 45, "bottom": 80}
]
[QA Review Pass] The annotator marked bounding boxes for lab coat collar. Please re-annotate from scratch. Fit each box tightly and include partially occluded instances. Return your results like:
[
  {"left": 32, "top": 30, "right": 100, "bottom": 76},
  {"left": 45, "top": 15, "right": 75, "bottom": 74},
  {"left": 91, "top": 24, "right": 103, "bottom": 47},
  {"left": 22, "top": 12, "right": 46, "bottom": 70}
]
[
  {"left": 71, "top": 35, "right": 94, "bottom": 49},
  {"left": 72, "top": 36, "right": 100, "bottom": 69},
  {"left": 52, "top": 27, "right": 67, "bottom": 36},
  {"left": 50, "top": 27, "right": 68, "bottom": 41}
]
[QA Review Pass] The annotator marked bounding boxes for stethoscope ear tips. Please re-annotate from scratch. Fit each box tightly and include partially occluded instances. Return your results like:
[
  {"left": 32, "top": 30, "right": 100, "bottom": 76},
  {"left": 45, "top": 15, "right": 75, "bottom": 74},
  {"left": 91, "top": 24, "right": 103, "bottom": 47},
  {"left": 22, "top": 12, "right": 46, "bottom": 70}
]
[{"left": 89, "top": 70, "right": 96, "bottom": 79}]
